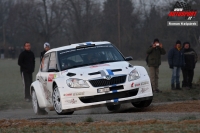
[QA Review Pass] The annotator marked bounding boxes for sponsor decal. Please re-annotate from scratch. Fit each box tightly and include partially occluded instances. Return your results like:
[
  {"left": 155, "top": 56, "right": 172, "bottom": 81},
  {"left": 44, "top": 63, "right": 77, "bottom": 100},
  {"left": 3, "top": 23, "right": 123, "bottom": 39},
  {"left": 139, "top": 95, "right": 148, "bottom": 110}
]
[
  {"left": 65, "top": 99, "right": 77, "bottom": 104},
  {"left": 135, "top": 83, "right": 140, "bottom": 87},
  {"left": 64, "top": 93, "right": 72, "bottom": 96},
  {"left": 90, "top": 64, "right": 110, "bottom": 68},
  {"left": 61, "top": 70, "right": 68, "bottom": 74},
  {"left": 73, "top": 92, "right": 85, "bottom": 96},
  {"left": 131, "top": 82, "right": 134, "bottom": 87},
  {"left": 48, "top": 74, "right": 56, "bottom": 82},
  {"left": 141, "top": 81, "right": 149, "bottom": 85},
  {"left": 106, "top": 69, "right": 114, "bottom": 76},
  {"left": 38, "top": 76, "right": 52, "bottom": 104},
  {"left": 114, "top": 98, "right": 118, "bottom": 103},
  {"left": 141, "top": 87, "right": 149, "bottom": 93}
]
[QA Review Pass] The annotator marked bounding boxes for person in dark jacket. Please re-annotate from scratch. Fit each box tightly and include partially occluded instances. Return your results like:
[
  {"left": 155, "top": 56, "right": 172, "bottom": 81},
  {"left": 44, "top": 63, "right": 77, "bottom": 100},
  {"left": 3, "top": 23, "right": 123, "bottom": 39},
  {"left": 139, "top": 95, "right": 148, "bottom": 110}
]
[
  {"left": 182, "top": 42, "right": 198, "bottom": 89},
  {"left": 168, "top": 40, "right": 184, "bottom": 90},
  {"left": 18, "top": 42, "right": 35, "bottom": 102},
  {"left": 147, "top": 38, "right": 166, "bottom": 93},
  {"left": 40, "top": 42, "right": 50, "bottom": 62}
]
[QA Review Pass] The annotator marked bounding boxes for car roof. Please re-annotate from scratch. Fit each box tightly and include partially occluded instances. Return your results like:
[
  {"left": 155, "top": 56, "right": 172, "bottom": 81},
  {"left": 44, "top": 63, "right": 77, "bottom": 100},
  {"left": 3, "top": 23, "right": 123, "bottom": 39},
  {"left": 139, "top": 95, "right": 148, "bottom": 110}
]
[{"left": 46, "top": 41, "right": 111, "bottom": 54}]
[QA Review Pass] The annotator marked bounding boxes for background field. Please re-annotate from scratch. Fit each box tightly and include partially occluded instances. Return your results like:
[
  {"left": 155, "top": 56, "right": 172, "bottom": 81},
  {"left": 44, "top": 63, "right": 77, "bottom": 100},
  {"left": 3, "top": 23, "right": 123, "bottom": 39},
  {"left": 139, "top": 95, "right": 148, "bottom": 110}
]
[{"left": 0, "top": 59, "right": 199, "bottom": 110}]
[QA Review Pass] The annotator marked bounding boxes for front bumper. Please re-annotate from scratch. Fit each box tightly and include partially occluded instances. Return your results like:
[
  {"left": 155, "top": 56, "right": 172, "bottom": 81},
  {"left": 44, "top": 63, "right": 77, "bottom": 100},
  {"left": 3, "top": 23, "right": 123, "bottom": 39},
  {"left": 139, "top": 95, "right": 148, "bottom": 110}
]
[
  {"left": 59, "top": 78, "right": 153, "bottom": 112},
  {"left": 62, "top": 96, "right": 153, "bottom": 112}
]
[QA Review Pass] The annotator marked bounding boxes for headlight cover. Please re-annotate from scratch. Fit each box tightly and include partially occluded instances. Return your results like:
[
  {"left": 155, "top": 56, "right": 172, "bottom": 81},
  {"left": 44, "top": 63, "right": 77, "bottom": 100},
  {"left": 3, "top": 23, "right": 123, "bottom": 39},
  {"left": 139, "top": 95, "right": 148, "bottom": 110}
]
[
  {"left": 66, "top": 78, "right": 89, "bottom": 88},
  {"left": 128, "top": 69, "right": 140, "bottom": 81}
]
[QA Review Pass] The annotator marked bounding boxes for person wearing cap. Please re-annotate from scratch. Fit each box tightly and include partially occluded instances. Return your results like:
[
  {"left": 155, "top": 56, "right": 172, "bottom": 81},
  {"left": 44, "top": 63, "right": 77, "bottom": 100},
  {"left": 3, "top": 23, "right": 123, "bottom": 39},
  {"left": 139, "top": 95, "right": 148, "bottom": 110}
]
[
  {"left": 40, "top": 42, "right": 50, "bottom": 62},
  {"left": 168, "top": 40, "right": 184, "bottom": 90},
  {"left": 181, "top": 42, "right": 198, "bottom": 89},
  {"left": 146, "top": 38, "right": 166, "bottom": 93}
]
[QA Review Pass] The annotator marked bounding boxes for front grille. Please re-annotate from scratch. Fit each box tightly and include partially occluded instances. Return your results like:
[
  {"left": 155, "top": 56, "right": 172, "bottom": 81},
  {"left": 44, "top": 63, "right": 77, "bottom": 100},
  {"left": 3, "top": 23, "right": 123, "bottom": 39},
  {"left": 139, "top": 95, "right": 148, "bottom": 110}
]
[
  {"left": 89, "top": 75, "right": 127, "bottom": 87},
  {"left": 79, "top": 88, "right": 139, "bottom": 103}
]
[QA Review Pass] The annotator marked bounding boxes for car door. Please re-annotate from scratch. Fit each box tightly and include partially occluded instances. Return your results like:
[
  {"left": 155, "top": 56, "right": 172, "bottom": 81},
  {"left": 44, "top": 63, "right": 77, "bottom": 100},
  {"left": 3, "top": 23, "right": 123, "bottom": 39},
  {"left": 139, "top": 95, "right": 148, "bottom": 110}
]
[
  {"left": 41, "top": 52, "right": 58, "bottom": 106},
  {"left": 46, "top": 52, "right": 58, "bottom": 97},
  {"left": 40, "top": 53, "right": 52, "bottom": 105}
]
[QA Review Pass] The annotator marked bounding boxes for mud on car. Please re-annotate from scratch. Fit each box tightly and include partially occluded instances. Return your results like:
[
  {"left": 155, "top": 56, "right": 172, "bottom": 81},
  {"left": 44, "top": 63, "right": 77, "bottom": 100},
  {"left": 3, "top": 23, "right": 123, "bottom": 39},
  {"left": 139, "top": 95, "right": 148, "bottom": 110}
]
[{"left": 31, "top": 41, "right": 153, "bottom": 115}]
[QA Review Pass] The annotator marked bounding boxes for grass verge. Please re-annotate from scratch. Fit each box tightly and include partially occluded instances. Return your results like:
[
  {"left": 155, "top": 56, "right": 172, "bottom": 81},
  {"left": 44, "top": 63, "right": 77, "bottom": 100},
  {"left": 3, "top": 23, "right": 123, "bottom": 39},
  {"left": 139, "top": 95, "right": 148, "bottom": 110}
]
[{"left": 0, "top": 119, "right": 200, "bottom": 133}]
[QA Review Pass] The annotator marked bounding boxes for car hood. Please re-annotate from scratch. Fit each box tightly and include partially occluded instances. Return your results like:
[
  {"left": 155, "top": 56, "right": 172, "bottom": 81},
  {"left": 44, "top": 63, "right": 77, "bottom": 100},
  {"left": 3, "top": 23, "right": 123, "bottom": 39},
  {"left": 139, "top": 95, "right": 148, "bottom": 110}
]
[{"left": 60, "top": 61, "right": 133, "bottom": 80}]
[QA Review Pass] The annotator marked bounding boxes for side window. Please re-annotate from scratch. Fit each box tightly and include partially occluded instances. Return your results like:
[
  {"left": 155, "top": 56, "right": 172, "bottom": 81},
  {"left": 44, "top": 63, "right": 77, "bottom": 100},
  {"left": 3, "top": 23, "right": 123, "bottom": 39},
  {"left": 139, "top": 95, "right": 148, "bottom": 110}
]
[
  {"left": 41, "top": 54, "right": 50, "bottom": 72},
  {"left": 49, "top": 52, "right": 57, "bottom": 70}
]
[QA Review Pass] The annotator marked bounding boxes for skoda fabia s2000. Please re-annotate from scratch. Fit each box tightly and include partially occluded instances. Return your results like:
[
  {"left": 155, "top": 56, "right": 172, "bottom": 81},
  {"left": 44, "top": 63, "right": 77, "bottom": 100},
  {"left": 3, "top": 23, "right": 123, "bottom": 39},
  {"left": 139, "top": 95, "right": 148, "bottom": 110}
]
[{"left": 30, "top": 41, "right": 153, "bottom": 115}]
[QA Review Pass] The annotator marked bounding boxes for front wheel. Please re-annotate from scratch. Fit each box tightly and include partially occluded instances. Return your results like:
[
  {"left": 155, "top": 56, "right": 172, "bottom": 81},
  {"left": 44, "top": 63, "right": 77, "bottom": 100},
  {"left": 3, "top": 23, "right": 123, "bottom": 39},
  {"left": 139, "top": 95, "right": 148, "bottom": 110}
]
[
  {"left": 52, "top": 85, "right": 74, "bottom": 115},
  {"left": 131, "top": 99, "right": 152, "bottom": 108},
  {"left": 32, "top": 89, "right": 47, "bottom": 115}
]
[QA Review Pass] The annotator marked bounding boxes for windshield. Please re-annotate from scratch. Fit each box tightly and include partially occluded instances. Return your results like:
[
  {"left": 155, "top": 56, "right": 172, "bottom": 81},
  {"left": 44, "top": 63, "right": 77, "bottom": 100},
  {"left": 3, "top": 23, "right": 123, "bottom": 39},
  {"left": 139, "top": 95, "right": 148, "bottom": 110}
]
[{"left": 58, "top": 44, "right": 125, "bottom": 70}]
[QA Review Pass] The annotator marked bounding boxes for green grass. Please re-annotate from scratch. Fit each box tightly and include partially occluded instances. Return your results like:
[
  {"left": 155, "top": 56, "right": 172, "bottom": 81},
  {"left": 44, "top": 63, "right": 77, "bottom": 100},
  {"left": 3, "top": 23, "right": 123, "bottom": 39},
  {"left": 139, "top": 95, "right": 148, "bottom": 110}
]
[
  {"left": 0, "top": 59, "right": 199, "bottom": 110},
  {"left": 0, "top": 58, "right": 40, "bottom": 110},
  {"left": 178, "top": 115, "right": 197, "bottom": 122},
  {"left": 84, "top": 117, "right": 94, "bottom": 122}
]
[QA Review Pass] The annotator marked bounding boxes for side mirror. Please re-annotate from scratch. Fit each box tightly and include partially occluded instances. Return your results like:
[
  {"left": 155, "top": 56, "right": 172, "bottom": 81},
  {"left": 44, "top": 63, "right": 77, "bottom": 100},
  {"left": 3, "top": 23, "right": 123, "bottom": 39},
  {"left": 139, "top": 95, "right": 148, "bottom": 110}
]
[
  {"left": 125, "top": 56, "right": 133, "bottom": 61},
  {"left": 48, "top": 69, "right": 59, "bottom": 72}
]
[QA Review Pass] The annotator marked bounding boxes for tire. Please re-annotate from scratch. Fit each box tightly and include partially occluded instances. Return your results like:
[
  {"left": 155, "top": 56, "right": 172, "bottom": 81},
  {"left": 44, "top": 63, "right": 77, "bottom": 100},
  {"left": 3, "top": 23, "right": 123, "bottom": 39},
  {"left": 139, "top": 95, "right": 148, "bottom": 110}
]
[
  {"left": 32, "top": 89, "right": 48, "bottom": 115},
  {"left": 131, "top": 99, "right": 152, "bottom": 108},
  {"left": 62, "top": 111, "right": 74, "bottom": 115},
  {"left": 107, "top": 104, "right": 121, "bottom": 111},
  {"left": 52, "top": 85, "right": 74, "bottom": 115}
]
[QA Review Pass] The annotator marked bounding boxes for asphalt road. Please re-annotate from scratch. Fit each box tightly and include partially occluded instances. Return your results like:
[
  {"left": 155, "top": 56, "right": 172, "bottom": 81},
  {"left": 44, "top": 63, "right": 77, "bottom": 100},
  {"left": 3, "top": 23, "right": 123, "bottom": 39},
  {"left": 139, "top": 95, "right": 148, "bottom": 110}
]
[{"left": 0, "top": 103, "right": 200, "bottom": 123}]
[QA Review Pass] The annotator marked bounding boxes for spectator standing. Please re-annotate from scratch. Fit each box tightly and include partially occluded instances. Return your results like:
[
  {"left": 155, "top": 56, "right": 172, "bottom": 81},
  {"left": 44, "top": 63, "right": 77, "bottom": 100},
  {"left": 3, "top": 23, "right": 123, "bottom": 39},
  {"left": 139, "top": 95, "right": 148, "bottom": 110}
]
[
  {"left": 18, "top": 42, "right": 35, "bottom": 102},
  {"left": 182, "top": 42, "right": 198, "bottom": 89},
  {"left": 146, "top": 38, "right": 166, "bottom": 93},
  {"left": 168, "top": 40, "right": 184, "bottom": 90},
  {"left": 0, "top": 47, "right": 5, "bottom": 59},
  {"left": 40, "top": 42, "right": 50, "bottom": 62}
]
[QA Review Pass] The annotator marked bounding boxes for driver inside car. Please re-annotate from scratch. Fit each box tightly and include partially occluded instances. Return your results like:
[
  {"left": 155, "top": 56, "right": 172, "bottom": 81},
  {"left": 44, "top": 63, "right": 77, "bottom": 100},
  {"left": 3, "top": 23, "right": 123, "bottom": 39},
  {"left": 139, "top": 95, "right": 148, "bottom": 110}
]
[
  {"left": 86, "top": 53, "right": 99, "bottom": 64},
  {"left": 61, "top": 59, "right": 74, "bottom": 70}
]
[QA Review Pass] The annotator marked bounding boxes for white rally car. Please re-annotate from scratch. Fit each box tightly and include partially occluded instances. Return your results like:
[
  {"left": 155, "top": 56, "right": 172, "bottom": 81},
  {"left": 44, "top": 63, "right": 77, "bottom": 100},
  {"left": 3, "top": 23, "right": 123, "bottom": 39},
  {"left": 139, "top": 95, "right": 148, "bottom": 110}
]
[{"left": 31, "top": 41, "right": 153, "bottom": 115}]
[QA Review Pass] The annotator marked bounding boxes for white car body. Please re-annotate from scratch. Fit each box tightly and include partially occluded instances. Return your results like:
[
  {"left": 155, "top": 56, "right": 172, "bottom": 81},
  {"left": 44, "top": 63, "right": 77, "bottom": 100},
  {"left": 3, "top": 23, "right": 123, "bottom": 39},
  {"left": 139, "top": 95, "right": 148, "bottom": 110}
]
[{"left": 31, "top": 41, "right": 153, "bottom": 115}]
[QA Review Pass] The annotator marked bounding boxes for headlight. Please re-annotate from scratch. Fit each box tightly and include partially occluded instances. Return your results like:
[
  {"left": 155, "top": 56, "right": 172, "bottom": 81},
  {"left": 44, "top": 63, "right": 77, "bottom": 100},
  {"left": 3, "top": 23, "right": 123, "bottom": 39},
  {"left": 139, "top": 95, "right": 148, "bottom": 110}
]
[
  {"left": 128, "top": 69, "right": 140, "bottom": 81},
  {"left": 66, "top": 78, "right": 89, "bottom": 88}
]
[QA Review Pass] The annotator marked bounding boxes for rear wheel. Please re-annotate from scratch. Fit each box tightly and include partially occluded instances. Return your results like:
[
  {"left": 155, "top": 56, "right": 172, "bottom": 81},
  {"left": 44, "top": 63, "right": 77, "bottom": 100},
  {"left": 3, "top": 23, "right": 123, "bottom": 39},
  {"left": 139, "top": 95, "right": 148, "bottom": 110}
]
[
  {"left": 107, "top": 104, "right": 121, "bottom": 111},
  {"left": 131, "top": 99, "right": 152, "bottom": 108},
  {"left": 32, "top": 89, "right": 47, "bottom": 115},
  {"left": 52, "top": 85, "right": 74, "bottom": 115}
]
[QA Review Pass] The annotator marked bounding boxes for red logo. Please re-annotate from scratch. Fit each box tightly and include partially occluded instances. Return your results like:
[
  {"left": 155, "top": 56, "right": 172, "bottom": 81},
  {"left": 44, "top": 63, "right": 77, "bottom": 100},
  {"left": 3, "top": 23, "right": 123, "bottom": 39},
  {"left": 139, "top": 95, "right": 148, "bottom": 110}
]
[
  {"left": 131, "top": 82, "right": 134, "bottom": 87},
  {"left": 64, "top": 93, "right": 72, "bottom": 96},
  {"left": 90, "top": 64, "right": 110, "bottom": 68},
  {"left": 48, "top": 74, "right": 55, "bottom": 82},
  {"left": 135, "top": 83, "right": 140, "bottom": 87},
  {"left": 168, "top": 11, "right": 197, "bottom": 17}
]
